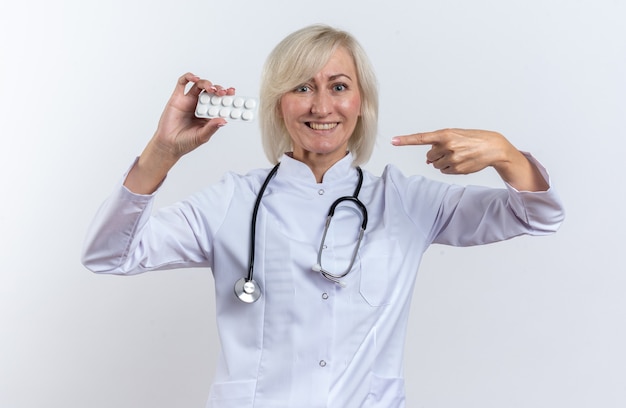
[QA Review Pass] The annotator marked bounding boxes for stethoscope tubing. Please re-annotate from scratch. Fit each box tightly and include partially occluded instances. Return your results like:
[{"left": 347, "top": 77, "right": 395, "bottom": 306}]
[
  {"left": 237, "top": 162, "right": 367, "bottom": 303},
  {"left": 315, "top": 195, "right": 368, "bottom": 283},
  {"left": 246, "top": 162, "right": 281, "bottom": 282}
]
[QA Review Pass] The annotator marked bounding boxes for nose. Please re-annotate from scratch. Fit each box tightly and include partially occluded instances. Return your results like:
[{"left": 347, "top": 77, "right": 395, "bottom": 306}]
[{"left": 311, "top": 91, "right": 332, "bottom": 116}]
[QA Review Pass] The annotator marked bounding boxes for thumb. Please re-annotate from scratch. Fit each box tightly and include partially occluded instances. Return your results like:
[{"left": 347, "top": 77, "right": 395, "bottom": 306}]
[{"left": 196, "top": 119, "right": 228, "bottom": 144}]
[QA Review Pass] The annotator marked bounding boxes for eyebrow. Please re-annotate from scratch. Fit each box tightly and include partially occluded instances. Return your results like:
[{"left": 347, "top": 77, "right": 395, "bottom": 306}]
[
  {"left": 328, "top": 74, "right": 353, "bottom": 82},
  {"left": 309, "top": 74, "right": 353, "bottom": 82},
  {"left": 302, "top": 73, "right": 354, "bottom": 85}
]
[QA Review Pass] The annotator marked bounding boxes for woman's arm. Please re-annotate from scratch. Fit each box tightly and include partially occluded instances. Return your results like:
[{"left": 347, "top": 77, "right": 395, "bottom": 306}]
[
  {"left": 124, "top": 72, "right": 235, "bottom": 194},
  {"left": 82, "top": 73, "right": 237, "bottom": 273},
  {"left": 391, "top": 128, "right": 549, "bottom": 192}
]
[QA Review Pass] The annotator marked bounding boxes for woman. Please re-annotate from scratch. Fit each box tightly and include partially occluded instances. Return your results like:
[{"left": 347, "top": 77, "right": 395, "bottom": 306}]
[{"left": 82, "top": 24, "right": 564, "bottom": 408}]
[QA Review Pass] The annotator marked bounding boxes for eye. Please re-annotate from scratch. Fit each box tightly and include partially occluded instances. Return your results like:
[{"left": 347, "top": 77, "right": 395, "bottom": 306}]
[
  {"left": 294, "top": 84, "right": 311, "bottom": 93},
  {"left": 333, "top": 83, "right": 347, "bottom": 92}
]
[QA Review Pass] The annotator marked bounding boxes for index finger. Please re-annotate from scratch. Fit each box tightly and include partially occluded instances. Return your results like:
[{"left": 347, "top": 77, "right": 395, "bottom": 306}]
[
  {"left": 170, "top": 72, "right": 198, "bottom": 96},
  {"left": 391, "top": 131, "right": 442, "bottom": 146}
]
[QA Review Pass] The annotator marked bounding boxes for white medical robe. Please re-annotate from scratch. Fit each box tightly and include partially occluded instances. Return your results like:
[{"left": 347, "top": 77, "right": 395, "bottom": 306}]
[{"left": 82, "top": 152, "right": 565, "bottom": 408}]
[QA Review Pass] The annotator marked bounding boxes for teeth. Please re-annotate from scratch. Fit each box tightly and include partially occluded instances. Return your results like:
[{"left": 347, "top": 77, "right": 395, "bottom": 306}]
[{"left": 309, "top": 122, "right": 338, "bottom": 130}]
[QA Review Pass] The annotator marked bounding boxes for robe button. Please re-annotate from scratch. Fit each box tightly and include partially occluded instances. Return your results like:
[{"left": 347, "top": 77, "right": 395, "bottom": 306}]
[
  {"left": 322, "top": 292, "right": 329, "bottom": 300},
  {"left": 319, "top": 360, "right": 327, "bottom": 367}
]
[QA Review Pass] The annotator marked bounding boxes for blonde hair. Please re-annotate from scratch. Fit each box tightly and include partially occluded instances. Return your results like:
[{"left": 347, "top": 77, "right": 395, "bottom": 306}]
[{"left": 259, "top": 24, "right": 379, "bottom": 166}]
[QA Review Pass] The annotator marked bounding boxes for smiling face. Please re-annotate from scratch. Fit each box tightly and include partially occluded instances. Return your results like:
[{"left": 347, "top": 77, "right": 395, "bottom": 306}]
[{"left": 279, "top": 47, "right": 362, "bottom": 169}]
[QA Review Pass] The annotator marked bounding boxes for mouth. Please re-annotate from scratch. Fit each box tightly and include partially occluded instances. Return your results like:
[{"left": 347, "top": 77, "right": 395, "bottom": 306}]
[{"left": 306, "top": 122, "right": 338, "bottom": 131}]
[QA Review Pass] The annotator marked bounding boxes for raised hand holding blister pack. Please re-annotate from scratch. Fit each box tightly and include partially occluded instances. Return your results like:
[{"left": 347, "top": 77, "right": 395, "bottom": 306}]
[{"left": 122, "top": 73, "right": 237, "bottom": 194}]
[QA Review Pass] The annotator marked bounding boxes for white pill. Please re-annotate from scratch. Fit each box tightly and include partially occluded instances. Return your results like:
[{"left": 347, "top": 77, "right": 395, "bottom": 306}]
[
  {"left": 230, "top": 109, "right": 242, "bottom": 119},
  {"left": 242, "top": 111, "right": 254, "bottom": 121},
  {"left": 219, "top": 107, "right": 230, "bottom": 118},
  {"left": 221, "top": 96, "right": 233, "bottom": 106},
  {"left": 199, "top": 93, "right": 212, "bottom": 104},
  {"left": 196, "top": 104, "right": 209, "bottom": 115},
  {"left": 211, "top": 95, "right": 222, "bottom": 105},
  {"left": 208, "top": 106, "right": 220, "bottom": 117},
  {"left": 233, "top": 97, "right": 245, "bottom": 108},
  {"left": 244, "top": 99, "right": 257, "bottom": 109}
]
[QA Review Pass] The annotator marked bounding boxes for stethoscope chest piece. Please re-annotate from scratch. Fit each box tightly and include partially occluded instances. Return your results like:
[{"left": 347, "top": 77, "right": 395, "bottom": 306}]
[{"left": 234, "top": 277, "right": 261, "bottom": 303}]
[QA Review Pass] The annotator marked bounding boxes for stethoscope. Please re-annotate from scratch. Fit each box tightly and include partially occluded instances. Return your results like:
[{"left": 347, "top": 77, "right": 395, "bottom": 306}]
[{"left": 234, "top": 162, "right": 368, "bottom": 303}]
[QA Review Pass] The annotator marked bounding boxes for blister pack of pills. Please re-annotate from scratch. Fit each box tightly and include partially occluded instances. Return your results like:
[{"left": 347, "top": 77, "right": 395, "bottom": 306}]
[{"left": 195, "top": 91, "right": 258, "bottom": 122}]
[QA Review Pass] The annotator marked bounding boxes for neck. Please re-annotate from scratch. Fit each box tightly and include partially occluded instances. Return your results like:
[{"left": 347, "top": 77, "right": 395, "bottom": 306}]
[
  {"left": 289, "top": 151, "right": 349, "bottom": 183},
  {"left": 308, "top": 162, "right": 334, "bottom": 183}
]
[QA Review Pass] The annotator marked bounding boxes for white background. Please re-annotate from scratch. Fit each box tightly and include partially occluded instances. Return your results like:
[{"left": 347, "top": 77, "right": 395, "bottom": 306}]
[{"left": 1, "top": 0, "right": 624, "bottom": 407}]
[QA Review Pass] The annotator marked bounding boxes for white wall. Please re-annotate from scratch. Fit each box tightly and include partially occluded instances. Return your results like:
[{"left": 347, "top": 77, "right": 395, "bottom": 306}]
[{"left": 1, "top": 0, "right": 624, "bottom": 407}]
